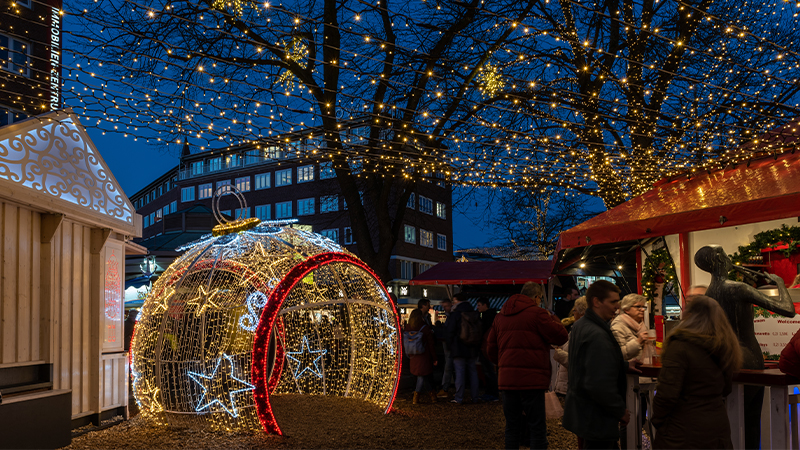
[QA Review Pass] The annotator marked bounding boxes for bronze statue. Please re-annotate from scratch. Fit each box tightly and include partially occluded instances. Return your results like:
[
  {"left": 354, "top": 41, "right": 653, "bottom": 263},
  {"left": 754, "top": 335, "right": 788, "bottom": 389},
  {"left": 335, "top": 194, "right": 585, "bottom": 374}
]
[{"left": 695, "top": 245, "right": 796, "bottom": 449}]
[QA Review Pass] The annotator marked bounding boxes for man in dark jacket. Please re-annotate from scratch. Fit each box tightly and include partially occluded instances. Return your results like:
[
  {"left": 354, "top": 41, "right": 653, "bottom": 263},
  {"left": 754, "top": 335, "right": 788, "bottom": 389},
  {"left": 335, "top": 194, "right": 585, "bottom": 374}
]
[
  {"left": 555, "top": 287, "right": 580, "bottom": 319},
  {"left": 486, "top": 282, "right": 568, "bottom": 449},
  {"left": 563, "top": 280, "right": 630, "bottom": 449},
  {"left": 446, "top": 292, "right": 480, "bottom": 404}
]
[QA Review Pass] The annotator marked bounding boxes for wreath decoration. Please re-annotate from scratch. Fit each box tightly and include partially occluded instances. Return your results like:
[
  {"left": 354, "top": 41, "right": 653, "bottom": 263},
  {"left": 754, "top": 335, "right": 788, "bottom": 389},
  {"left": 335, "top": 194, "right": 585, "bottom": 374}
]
[{"left": 641, "top": 248, "right": 678, "bottom": 304}]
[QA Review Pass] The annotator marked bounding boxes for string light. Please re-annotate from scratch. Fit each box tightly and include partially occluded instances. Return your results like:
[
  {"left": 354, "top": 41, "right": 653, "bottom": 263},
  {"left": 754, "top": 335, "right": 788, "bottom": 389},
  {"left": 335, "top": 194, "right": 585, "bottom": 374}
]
[
  {"left": 131, "top": 224, "right": 402, "bottom": 433},
  {"left": 8, "top": 0, "right": 798, "bottom": 209}
]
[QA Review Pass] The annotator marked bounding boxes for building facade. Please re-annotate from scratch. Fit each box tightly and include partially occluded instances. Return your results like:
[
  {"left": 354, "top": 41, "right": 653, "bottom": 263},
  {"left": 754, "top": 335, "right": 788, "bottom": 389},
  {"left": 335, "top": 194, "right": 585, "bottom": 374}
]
[
  {"left": 0, "top": 0, "right": 62, "bottom": 124},
  {"left": 130, "top": 126, "right": 453, "bottom": 306}
]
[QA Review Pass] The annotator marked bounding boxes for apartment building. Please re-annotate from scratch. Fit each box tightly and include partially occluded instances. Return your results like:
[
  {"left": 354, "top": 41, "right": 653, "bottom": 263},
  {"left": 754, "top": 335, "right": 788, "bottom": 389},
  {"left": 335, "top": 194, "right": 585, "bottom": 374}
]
[{"left": 130, "top": 124, "right": 453, "bottom": 304}]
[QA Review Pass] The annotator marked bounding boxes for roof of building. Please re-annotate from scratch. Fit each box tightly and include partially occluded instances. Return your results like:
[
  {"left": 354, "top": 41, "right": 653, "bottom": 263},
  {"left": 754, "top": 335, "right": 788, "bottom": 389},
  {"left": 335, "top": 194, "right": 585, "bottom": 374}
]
[
  {"left": 0, "top": 110, "right": 139, "bottom": 236},
  {"left": 409, "top": 260, "right": 553, "bottom": 285},
  {"left": 556, "top": 149, "right": 800, "bottom": 252}
]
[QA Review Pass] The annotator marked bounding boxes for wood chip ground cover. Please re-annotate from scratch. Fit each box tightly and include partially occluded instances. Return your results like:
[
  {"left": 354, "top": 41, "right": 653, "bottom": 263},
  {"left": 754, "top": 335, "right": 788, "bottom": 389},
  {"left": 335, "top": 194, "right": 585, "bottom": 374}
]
[{"left": 63, "top": 392, "right": 580, "bottom": 449}]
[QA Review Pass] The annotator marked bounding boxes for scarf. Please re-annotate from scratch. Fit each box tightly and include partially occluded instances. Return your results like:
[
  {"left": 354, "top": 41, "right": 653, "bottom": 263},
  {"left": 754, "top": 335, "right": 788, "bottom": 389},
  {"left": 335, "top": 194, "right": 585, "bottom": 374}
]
[{"left": 618, "top": 312, "right": 647, "bottom": 335}]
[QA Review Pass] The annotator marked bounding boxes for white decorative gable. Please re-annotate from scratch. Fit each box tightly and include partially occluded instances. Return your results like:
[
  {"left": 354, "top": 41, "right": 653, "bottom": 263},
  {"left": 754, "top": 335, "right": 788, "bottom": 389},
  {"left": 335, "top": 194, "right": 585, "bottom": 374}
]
[{"left": 0, "top": 111, "right": 138, "bottom": 235}]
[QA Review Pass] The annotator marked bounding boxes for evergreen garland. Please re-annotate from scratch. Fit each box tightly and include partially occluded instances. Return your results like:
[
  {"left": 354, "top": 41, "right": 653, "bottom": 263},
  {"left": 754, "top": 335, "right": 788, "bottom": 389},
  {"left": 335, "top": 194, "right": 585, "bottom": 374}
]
[
  {"left": 730, "top": 224, "right": 800, "bottom": 264},
  {"left": 642, "top": 248, "right": 678, "bottom": 303}
]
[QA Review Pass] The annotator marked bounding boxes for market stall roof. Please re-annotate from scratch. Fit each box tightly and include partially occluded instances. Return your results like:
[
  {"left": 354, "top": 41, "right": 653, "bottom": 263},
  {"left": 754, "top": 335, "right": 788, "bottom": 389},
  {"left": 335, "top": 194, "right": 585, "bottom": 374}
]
[
  {"left": 557, "top": 149, "right": 800, "bottom": 253},
  {"left": 409, "top": 260, "right": 553, "bottom": 285},
  {"left": 0, "top": 110, "right": 139, "bottom": 237}
]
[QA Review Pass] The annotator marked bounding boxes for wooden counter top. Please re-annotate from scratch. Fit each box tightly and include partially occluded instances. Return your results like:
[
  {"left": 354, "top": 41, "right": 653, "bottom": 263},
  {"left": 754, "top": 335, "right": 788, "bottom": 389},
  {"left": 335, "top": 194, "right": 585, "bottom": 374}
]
[{"left": 631, "top": 364, "right": 800, "bottom": 386}]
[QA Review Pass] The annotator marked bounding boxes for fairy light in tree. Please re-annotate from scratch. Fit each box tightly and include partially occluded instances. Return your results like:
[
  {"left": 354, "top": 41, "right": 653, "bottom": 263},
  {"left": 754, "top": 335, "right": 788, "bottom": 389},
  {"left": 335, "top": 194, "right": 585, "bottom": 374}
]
[
  {"left": 131, "top": 188, "right": 401, "bottom": 433},
  {"left": 4, "top": 0, "right": 794, "bottom": 212}
]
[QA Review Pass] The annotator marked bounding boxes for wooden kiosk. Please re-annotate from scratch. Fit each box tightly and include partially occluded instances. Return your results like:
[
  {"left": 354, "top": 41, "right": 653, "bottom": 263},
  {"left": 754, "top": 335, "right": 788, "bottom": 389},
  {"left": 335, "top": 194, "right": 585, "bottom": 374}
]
[{"left": 0, "top": 111, "right": 141, "bottom": 448}]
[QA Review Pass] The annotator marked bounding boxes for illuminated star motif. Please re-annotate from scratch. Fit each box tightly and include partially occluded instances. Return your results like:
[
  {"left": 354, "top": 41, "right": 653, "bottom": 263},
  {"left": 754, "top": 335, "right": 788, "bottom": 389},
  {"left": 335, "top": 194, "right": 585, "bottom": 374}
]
[
  {"left": 153, "top": 285, "right": 176, "bottom": 312},
  {"left": 186, "top": 285, "right": 221, "bottom": 317},
  {"left": 373, "top": 310, "right": 397, "bottom": 355},
  {"left": 187, "top": 354, "right": 255, "bottom": 418},
  {"left": 286, "top": 336, "right": 327, "bottom": 379},
  {"left": 136, "top": 376, "right": 164, "bottom": 413}
]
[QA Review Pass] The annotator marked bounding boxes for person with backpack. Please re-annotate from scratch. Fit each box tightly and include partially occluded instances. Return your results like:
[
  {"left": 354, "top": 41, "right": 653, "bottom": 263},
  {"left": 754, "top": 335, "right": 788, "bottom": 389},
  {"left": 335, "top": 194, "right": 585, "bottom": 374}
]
[
  {"left": 446, "top": 292, "right": 482, "bottom": 404},
  {"left": 486, "top": 282, "right": 568, "bottom": 449},
  {"left": 404, "top": 309, "right": 438, "bottom": 404}
]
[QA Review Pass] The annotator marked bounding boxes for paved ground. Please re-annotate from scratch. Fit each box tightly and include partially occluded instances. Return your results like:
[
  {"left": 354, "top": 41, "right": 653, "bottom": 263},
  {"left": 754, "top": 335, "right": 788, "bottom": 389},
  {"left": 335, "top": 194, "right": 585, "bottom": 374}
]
[{"left": 63, "top": 391, "right": 580, "bottom": 449}]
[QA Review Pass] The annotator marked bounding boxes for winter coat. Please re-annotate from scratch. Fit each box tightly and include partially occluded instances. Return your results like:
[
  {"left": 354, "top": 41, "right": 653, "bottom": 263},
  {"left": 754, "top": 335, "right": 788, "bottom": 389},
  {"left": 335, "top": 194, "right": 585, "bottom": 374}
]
[
  {"left": 779, "top": 328, "right": 800, "bottom": 378},
  {"left": 553, "top": 335, "right": 570, "bottom": 395},
  {"left": 405, "top": 323, "right": 436, "bottom": 377},
  {"left": 446, "top": 301, "right": 479, "bottom": 358},
  {"left": 610, "top": 314, "right": 647, "bottom": 361},
  {"left": 563, "top": 308, "right": 628, "bottom": 441},
  {"left": 485, "top": 294, "right": 568, "bottom": 390},
  {"left": 652, "top": 329, "right": 734, "bottom": 449}
]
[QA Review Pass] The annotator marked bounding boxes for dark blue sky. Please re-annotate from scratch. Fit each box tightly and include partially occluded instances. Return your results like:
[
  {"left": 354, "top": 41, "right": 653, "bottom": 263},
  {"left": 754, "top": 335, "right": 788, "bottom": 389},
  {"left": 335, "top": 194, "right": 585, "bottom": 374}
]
[{"left": 88, "top": 127, "right": 491, "bottom": 249}]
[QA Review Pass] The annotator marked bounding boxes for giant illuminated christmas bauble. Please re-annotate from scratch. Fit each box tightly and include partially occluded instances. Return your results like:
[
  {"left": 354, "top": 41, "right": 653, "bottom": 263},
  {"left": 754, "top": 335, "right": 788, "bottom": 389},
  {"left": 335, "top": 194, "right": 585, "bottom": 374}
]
[{"left": 131, "top": 222, "right": 402, "bottom": 434}]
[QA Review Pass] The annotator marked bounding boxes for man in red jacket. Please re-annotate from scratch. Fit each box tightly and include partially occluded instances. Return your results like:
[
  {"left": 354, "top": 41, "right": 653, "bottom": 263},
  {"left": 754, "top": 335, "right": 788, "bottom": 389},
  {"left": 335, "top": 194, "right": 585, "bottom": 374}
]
[{"left": 486, "top": 282, "right": 568, "bottom": 450}]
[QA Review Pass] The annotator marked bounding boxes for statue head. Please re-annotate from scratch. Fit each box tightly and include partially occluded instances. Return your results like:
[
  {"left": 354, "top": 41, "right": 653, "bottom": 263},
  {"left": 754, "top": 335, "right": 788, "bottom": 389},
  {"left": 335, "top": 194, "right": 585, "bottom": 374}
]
[{"left": 695, "top": 245, "right": 731, "bottom": 275}]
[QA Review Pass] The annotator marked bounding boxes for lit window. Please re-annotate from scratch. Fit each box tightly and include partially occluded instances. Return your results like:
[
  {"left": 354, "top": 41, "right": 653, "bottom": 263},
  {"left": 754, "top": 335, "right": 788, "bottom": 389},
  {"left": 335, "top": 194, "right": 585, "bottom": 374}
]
[
  {"left": 420, "top": 229, "right": 433, "bottom": 248},
  {"left": 226, "top": 154, "right": 241, "bottom": 168},
  {"left": 275, "top": 201, "right": 292, "bottom": 219},
  {"left": 407, "top": 193, "right": 415, "bottom": 209},
  {"left": 297, "top": 198, "right": 315, "bottom": 216},
  {"left": 198, "top": 183, "right": 212, "bottom": 199},
  {"left": 234, "top": 207, "right": 250, "bottom": 219},
  {"left": 404, "top": 225, "right": 415, "bottom": 244},
  {"left": 276, "top": 169, "right": 292, "bottom": 187},
  {"left": 235, "top": 176, "right": 251, "bottom": 192},
  {"left": 400, "top": 260, "right": 414, "bottom": 280},
  {"left": 437, "top": 234, "right": 447, "bottom": 251},
  {"left": 208, "top": 158, "right": 222, "bottom": 172},
  {"left": 0, "top": 35, "right": 29, "bottom": 76},
  {"left": 320, "top": 228, "right": 339, "bottom": 244},
  {"left": 255, "top": 173, "right": 270, "bottom": 190},
  {"left": 344, "top": 227, "right": 354, "bottom": 245},
  {"left": 255, "top": 205, "right": 270, "bottom": 221},
  {"left": 319, "top": 161, "right": 336, "bottom": 179},
  {"left": 156, "top": 209, "right": 163, "bottom": 221},
  {"left": 170, "top": 201, "right": 177, "bottom": 214},
  {"left": 181, "top": 187, "right": 195, "bottom": 202},
  {"left": 191, "top": 161, "right": 204, "bottom": 175},
  {"left": 217, "top": 180, "right": 231, "bottom": 193},
  {"left": 320, "top": 195, "right": 338, "bottom": 213},
  {"left": 436, "top": 202, "right": 446, "bottom": 219},
  {"left": 419, "top": 196, "right": 433, "bottom": 215},
  {"left": 297, "top": 165, "right": 314, "bottom": 183},
  {"left": 419, "top": 263, "right": 433, "bottom": 273}
]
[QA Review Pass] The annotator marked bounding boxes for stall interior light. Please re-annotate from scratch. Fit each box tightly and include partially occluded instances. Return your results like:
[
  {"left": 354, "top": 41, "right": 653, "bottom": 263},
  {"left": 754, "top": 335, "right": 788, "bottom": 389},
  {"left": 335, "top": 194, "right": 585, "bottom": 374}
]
[
  {"left": 579, "top": 263, "right": 586, "bottom": 268},
  {"left": 618, "top": 265, "right": 623, "bottom": 270}
]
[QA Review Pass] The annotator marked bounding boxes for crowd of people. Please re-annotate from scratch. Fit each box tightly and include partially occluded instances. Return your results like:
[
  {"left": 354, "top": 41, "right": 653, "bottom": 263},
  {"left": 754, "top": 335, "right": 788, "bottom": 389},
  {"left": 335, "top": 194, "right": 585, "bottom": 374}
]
[{"left": 403, "top": 278, "right": 760, "bottom": 450}]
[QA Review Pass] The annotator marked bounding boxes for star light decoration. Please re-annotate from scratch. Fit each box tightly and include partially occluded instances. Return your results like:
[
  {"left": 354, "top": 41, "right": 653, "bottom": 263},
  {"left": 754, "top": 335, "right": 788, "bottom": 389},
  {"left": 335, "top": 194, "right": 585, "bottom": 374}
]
[
  {"left": 60, "top": 0, "right": 800, "bottom": 208},
  {"left": 285, "top": 335, "right": 327, "bottom": 379},
  {"left": 131, "top": 223, "right": 402, "bottom": 434},
  {"left": 188, "top": 354, "right": 255, "bottom": 418}
]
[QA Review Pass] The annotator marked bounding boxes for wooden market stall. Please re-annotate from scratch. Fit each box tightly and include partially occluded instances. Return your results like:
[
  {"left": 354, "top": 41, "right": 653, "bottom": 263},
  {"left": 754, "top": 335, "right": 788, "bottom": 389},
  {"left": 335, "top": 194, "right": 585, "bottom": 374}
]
[{"left": 0, "top": 111, "right": 141, "bottom": 448}]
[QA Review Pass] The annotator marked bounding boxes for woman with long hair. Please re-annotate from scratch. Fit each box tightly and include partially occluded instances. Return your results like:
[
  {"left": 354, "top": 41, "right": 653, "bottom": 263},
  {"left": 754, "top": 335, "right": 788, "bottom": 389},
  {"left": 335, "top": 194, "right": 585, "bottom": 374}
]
[
  {"left": 652, "top": 295, "right": 743, "bottom": 449},
  {"left": 405, "top": 308, "right": 437, "bottom": 404}
]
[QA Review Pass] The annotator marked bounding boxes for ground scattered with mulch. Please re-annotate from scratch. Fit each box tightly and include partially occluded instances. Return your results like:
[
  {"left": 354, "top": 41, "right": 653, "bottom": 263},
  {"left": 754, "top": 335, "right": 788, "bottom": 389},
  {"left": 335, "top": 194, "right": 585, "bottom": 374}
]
[{"left": 62, "top": 391, "right": 580, "bottom": 449}]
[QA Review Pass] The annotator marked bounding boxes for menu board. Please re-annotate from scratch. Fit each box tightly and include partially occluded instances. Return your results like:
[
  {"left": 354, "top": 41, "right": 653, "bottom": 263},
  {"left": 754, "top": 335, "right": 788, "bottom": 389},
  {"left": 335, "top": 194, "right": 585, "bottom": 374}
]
[{"left": 753, "top": 304, "right": 800, "bottom": 360}]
